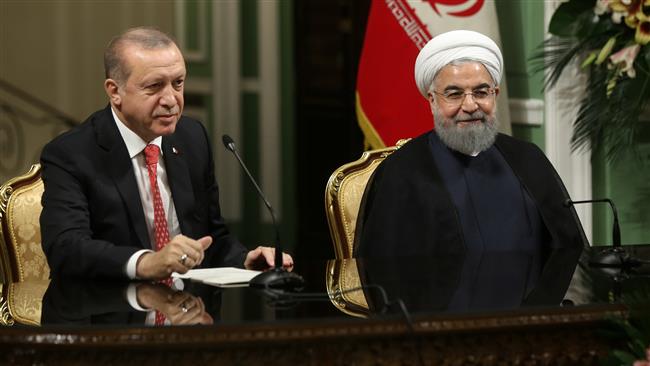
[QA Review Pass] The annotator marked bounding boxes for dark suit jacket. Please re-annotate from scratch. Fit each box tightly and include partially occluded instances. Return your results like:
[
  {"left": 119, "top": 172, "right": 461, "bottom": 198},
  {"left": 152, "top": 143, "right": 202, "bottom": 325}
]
[
  {"left": 40, "top": 106, "right": 247, "bottom": 278},
  {"left": 355, "top": 131, "right": 588, "bottom": 258},
  {"left": 354, "top": 132, "right": 585, "bottom": 307}
]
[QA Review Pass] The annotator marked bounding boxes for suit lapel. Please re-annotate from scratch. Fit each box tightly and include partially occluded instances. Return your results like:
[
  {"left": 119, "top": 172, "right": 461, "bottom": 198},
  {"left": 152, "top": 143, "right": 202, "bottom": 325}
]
[
  {"left": 95, "top": 106, "right": 151, "bottom": 249},
  {"left": 162, "top": 135, "right": 196, "bottom": 237}
]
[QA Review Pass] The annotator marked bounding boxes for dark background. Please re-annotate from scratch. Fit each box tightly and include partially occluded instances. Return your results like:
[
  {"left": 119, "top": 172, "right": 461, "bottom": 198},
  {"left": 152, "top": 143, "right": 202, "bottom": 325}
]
[{"left": 294, "top": 0, "right": 371, "bottom": 262}]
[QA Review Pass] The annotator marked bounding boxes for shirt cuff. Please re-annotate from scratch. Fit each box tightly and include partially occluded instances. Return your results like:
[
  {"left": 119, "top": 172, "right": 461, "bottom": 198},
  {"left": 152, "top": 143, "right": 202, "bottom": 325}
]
[
  {"left": 125, "top": 249, "right": 154, "bottom": 279},
  {"left": 126, "top": 283, "right": 149, "bottom": 312}
]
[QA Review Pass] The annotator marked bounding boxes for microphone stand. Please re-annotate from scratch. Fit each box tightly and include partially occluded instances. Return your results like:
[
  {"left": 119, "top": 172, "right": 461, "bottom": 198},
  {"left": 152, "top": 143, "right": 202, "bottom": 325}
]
[
  {"left": 222, "top": 135, "right": 305, "bottom": 290},
  {"left": 564, "top": 199, "right": 640, "bottom": 269}
]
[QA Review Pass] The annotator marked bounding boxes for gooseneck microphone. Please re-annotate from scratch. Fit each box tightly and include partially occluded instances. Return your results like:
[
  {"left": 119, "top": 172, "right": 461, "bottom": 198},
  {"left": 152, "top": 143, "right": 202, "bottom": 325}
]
[
  {"left": 222, "top": 135, "right": 304, "bottom": 290},
  {"left": 563, "top": 198, "right": 621, "bottom": 249},
  {"left": 563, "top": 198, "right": 638, "bottom": 268},
  {"left": 223, "top": 135, "right": 279, "bottom": 246}
]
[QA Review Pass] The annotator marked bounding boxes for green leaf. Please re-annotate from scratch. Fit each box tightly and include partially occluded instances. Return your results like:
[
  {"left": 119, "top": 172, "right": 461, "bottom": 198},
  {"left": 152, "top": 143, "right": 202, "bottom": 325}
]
[
  {"left": 581, "top": 51, "right": 597, "bottom": 68},
  {"left": 629, "top": 339, "right": 648, "bottom": 357},
  {"left": 596, "top": 36, "right": 617, "bottom": 65},
  {"left": 549, "top": 0, "right": 596, "bottom": 37},
  {"left": 611, "top": 350, "right": 637, "bottom": 364}
]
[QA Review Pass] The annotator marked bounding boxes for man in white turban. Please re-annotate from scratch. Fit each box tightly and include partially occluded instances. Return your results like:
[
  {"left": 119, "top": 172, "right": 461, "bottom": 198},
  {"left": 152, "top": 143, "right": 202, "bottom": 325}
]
[{"left": 355, "top": 30, "right": 586, "bottom": 307}]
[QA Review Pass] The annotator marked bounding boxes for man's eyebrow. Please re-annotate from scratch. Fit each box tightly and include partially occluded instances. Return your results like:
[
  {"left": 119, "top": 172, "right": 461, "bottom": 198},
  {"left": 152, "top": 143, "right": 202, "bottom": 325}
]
[
  {"left": 473, "top": 83, "right": 492, "bottom": 89},
  {"left": 442, "top": 82, "right": 492, "bottom": 92},
  {"left": 442, "top": 85, "right": 463, "bottom": 92}
]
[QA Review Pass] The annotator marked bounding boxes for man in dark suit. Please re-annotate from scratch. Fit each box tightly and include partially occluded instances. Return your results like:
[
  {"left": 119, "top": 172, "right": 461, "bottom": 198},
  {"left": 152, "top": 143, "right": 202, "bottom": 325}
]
[{"left": 40, "top": 27, "right": 292, "bottom": 279}]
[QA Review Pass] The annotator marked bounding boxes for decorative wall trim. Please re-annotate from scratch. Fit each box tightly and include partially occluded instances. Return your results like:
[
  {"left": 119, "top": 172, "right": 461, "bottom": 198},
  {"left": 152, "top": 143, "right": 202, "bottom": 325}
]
[
  {"left": 509, "top": 98, "right": 544, "bottom": 126},
  {"left": 174, "top": 0, "right": 208, "bottom": 62},
  {"left": 544, "top": 1, "right": 593, "bottom": 244},
  {"left": 258, "top": 0, "right": 281, "bottom": 222},
  {"left": 241, "top": 78, "right": 260, "bottom": 93},
  {"left": 212, "top": 0, "right": 242, "bottom": 220}
]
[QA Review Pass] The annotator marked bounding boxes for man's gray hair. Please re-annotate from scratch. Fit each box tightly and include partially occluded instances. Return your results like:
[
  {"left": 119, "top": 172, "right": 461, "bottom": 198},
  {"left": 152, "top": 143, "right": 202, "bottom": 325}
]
[{"left": 104, "top": 27, "right": 178, "bottom": 85}]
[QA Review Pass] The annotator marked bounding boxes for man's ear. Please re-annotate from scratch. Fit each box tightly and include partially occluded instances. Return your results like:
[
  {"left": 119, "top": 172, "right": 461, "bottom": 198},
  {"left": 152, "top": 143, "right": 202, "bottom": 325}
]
[
  {"left": 104, "top": 79, "right": 122, "bottom": 107},
  {"left": 427, "top": 93, "right": 436, "bottom": 114},
  {"left": 494, "top": 86, "right": 500, "bottom": 97}
]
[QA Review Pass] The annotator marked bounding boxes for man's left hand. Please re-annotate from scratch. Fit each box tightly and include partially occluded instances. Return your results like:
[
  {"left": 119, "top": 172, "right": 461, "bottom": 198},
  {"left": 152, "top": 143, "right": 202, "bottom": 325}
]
[{"left": 244, "top": 246, "right": 294, "bottom": 271}]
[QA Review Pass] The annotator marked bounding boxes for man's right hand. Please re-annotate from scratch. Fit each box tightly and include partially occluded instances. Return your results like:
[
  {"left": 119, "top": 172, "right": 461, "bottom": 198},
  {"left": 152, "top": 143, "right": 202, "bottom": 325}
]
[
  {"left": 136, "top": 283, "right": 214, "bottom": 325},
  {"left": 136, "top": 235, "right": 212, "bottom": 280}
]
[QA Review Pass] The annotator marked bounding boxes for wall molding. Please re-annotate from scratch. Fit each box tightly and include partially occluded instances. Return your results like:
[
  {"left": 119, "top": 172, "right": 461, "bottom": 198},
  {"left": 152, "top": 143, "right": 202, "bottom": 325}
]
[
  {"left": 509, "top": 98, "right": 544, "bottom": 126},
  {"left": 258, "top": 0, "right": 281, "bottom": 222},
  {"left": 544, "top": 1, "right": 593, "bottom": 245},
  {"left": 174, "top": 0, "right": 208, "bottom": 62},
  {"left": 212, "top": 0, "right": 242, "bottom": 220},
  {"left": 241, "top": 78, "right": 260, "bottom": 93}
]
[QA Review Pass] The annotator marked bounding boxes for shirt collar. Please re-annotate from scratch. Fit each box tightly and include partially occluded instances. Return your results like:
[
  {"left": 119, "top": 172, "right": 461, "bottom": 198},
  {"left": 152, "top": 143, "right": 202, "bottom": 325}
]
[{"left": 111, "top": 107, "right": 163, "bottom": 159}]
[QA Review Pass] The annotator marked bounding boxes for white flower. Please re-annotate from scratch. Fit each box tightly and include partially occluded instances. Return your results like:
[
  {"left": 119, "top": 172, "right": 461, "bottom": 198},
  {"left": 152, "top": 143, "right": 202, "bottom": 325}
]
[
  {"left": 608, "top": 44, "right": 641, "bottom": 77},
  {"left": 595, "top": 0, "right": 612, "bottom": 15},
  {"left": 612, "top": 10, "right": 628, "bottom": 23}
]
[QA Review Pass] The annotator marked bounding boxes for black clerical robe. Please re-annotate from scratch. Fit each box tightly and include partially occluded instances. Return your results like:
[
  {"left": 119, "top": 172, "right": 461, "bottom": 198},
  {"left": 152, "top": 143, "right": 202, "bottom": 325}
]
[{"left": 354, "top": 131, "right": 587, "bottom": 259}]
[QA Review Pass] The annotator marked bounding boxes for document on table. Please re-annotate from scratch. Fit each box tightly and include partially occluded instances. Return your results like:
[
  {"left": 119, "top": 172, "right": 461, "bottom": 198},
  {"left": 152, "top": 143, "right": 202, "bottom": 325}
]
[{"left": 172, "top": 267, "right": 261, "bottom": 287}]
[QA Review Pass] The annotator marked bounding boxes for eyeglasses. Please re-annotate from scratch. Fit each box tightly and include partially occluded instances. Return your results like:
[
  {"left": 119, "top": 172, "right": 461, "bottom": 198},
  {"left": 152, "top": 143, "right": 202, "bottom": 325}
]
[{"left": 432, "top": 87, "right": 497, "bottom": 106}]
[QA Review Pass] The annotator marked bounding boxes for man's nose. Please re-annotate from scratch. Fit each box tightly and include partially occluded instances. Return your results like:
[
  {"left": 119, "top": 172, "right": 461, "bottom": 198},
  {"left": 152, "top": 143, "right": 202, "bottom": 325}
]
[
  {"left": 159, "top": 86, "right": 178, "bottom": 107},
  {"left": 460, "top": 93, "right": 479, "bottom": 113}
]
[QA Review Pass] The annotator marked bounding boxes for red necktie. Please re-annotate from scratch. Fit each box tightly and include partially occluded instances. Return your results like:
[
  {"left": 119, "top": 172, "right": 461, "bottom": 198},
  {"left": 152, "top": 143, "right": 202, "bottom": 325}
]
[{"left": 144, "top": 144, "right": 171, "bottom": 325}]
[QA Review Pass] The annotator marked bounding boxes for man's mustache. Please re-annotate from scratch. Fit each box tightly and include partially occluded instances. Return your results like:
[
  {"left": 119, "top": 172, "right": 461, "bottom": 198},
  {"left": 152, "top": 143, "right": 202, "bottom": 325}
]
[
  {"left": 455, "top": 111, "right": 486, "bottom": 123},
  {"left": 153, "top": 107, "right": 180, "bottom": 117}
]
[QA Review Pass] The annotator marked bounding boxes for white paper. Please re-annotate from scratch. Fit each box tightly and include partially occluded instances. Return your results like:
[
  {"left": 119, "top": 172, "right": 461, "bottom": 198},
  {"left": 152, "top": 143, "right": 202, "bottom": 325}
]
[{"left": 172, "top": 267, "right": 261, "bottom": 287}]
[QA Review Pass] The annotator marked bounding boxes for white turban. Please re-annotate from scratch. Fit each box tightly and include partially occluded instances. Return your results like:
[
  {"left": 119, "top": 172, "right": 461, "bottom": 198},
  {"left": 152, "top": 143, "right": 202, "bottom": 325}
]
[{"left": 414, "top": 30, "right": 503, "bottom": 97}]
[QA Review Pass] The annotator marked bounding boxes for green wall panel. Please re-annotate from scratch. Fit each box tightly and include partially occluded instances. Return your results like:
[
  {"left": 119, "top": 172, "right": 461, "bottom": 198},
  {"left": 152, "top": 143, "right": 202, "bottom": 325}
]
[
  {"left": 511, "top": 124, "right": 544, "bottom": 150},
  {"left": 241, "top": 0, "right": 259, "bottom": 78},
  {"left": 240, "top": 92, "right": 261, "bottom": 245},
  {"left": 183, "top": 0, "right": 212, "bottom": 78},
  {"left": 496, "top": 0, "right": 545, "bottom": 149},
  {"left": 496, "top": 0, "right": 545, "bottom": 100},
  {"left": 592, "top": 142, "right": 650, "bottom": 246}
]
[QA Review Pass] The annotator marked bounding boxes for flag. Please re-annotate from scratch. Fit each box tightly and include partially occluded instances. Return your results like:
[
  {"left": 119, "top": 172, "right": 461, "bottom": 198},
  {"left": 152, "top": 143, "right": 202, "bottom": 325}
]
[{"left": 356, "top": 0, "right": 511, "bottom": 149}]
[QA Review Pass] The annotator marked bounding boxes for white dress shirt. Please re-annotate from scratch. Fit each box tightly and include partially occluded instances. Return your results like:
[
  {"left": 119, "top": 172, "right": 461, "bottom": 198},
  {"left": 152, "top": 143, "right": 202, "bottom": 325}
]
[{"left": 111, "top": 108, "right": 182, "bottom": 279}]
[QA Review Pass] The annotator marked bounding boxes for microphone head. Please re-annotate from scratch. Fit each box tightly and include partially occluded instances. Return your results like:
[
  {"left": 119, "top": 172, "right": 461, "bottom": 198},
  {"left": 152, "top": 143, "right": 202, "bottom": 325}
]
[
  {"left": 222, "top": 134, "right": 235, "bottom": 152},
  {"left": 563, "top": 199, "right": 573, "bottom": 208}
]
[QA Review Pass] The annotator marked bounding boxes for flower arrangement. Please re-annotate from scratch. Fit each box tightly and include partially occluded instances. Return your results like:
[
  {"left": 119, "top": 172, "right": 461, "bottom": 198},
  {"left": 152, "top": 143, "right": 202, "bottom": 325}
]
[{"left": 534, "top": 0, "right": 650, "bottom": 160}]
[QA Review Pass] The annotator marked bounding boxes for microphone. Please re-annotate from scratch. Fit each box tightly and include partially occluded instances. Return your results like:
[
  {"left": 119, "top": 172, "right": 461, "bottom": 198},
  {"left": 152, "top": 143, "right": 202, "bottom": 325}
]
[
  {"left": 222, "top": 135, "right": 304, "bottom": 290},
  {"left": 563, "top": 198, "right": 621, "bottom": 249},
  {"left": 563, "top": 198, "right": 639, "bottom": 268}
]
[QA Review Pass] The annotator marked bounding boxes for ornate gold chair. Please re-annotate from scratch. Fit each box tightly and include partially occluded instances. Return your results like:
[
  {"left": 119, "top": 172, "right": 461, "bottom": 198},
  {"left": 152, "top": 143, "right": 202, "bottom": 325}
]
[
  {"left": 0, "top": 163, "right": 50, "bottom": 326},
  {"left": 326, "top": 258, "right": 370, "bottom": 318},
  {"left": 324, "top": 139, "right": 410, "bottom": 259},
  {"left": 0, "top": 280, "right": 50, "bottom": 326},
  {"left": 0, "top": 163, "right": 49, "bottom": 282},
  {"left": 324, "top": 139, "right": 410, "bottom": 318}
]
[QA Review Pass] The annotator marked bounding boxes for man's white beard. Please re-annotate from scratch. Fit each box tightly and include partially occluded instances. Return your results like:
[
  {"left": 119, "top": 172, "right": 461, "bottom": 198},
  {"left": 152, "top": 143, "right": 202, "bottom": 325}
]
[{"left": 434, "top": 109, "right": 499, "bottom": 155}]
